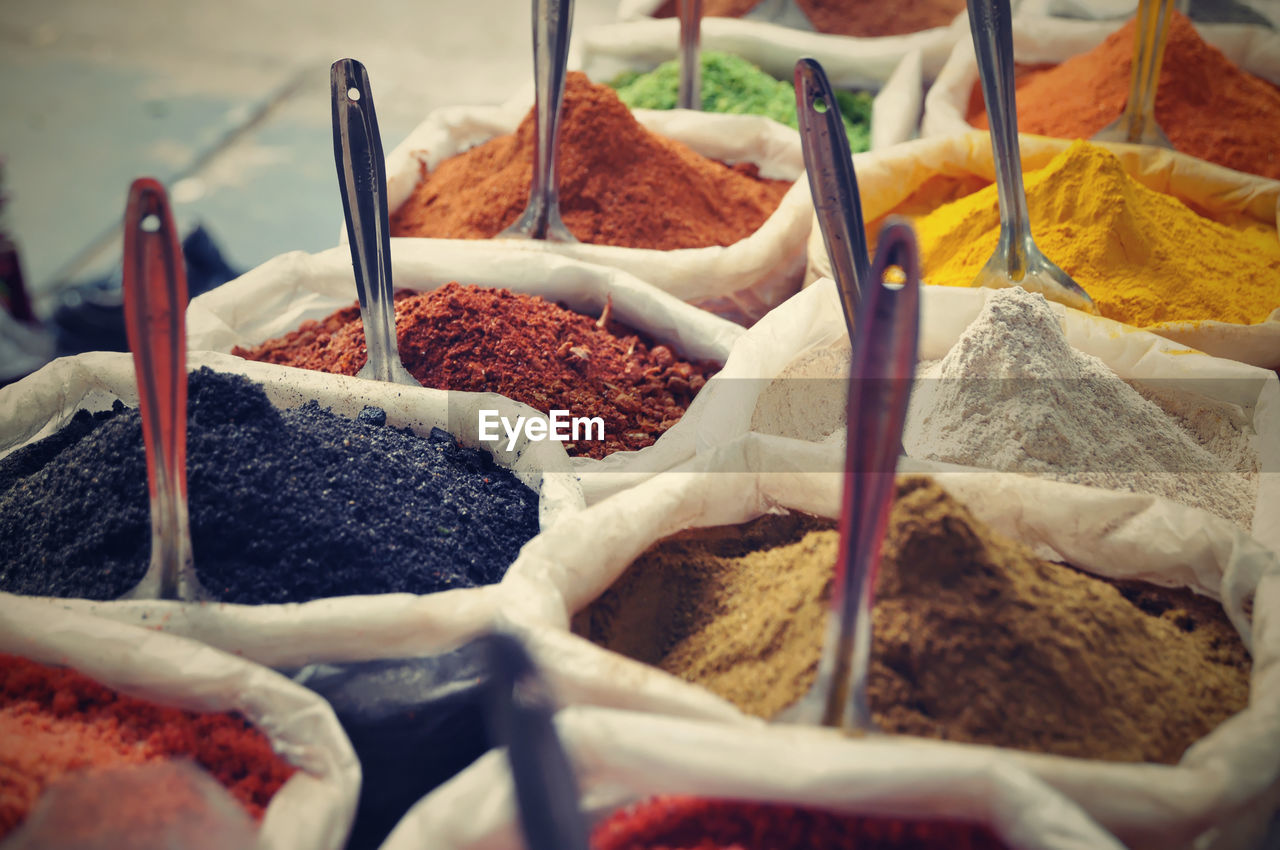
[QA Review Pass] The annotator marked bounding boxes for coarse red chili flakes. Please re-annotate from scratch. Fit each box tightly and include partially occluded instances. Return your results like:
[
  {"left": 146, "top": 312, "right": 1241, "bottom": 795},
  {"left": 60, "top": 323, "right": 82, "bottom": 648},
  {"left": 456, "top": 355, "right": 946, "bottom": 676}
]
[{"left": 233, "top": 282, "right": 720, "bottom": 460}]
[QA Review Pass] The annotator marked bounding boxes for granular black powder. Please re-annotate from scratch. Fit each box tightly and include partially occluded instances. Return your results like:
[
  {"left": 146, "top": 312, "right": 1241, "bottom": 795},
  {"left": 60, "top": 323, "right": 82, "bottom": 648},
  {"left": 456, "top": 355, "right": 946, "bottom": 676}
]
[{"left": 0, "top": 368, "right": 541, "bottom": 604}]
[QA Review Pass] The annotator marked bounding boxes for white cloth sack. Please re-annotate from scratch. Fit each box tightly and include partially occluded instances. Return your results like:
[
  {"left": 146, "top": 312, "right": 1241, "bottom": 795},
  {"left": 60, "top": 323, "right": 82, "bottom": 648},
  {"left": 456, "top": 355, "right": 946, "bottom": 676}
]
[
  {"left": 0, "top": 350, "right": 583, "bottom": 669},
  {"left": 615, "top": 0, "right": 965, "bottom": 81},
  {"left": 379, "top": 704, "right": 1125, "bottom": 850},
  {"left": 805, "top": 132, "right": 1280, "bottom": 368},
  {"left": 693, "top": 279, "right": 1280, "bottom": 550},
  {"left": 921, "top": 16, "right": 1280, "bottom": 127},
  {"left": 379, "top": 95, "right": 809, "bottom": 324},
  {"left": 497, "top": 432, "right": 1280, "bottom": 849},
  {"left": 187, "top": 244, "right": 744, "bottom": 505},
  {"left": 0, "top": 596, "right": 360, "bottom": 850},
  {"left": 577, "top": 20, "right": 923, "bottom": 150}
]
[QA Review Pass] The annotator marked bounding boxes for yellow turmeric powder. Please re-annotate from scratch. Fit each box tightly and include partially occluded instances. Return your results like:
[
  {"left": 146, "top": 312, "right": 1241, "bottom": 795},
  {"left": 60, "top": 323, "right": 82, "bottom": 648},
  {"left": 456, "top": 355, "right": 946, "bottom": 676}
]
[{"left": 910, "top": 141, "right": 1280, "bottom": 327}]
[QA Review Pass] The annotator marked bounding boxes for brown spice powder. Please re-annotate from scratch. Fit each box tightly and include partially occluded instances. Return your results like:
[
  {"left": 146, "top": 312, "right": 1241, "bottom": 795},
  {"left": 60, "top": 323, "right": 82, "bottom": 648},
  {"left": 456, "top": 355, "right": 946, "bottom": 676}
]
[
  {"left": 574, "top": 476, "right": 1251, "bottom": 764},
  {"left": 388, "top": 72, "right": 793, "bottom": 250},
  {"left": 232, "top": 283, "right": 719, "bottom": 459}
]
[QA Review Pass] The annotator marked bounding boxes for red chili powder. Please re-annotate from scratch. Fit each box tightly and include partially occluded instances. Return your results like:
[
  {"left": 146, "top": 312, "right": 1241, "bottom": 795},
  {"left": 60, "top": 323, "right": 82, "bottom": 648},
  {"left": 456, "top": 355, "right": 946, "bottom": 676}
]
[
  {"left": 967, "top": 11, "right": 1280, "bottom": 180},
  {"left": 388, "top": 72, "right": 793, "bottom": 250},
  {"left": 591, "top": 796, "right": 1010, "bottom": 850},
  {"left": 231, "top": 283, "right": 719, "bottom": 460},
  {"left": 0, "top": 653, "right": 296, "bottom": 839},
  {"left": 652, "top": 0, "right": 765, "bottom": 19}
]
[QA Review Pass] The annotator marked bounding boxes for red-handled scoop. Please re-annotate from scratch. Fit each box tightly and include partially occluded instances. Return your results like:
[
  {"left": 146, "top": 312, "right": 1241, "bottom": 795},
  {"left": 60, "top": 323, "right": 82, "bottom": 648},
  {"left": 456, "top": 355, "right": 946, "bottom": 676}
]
[
  {"left": 778, "top": 219, "right": 921, "bottom": 730},
  {"left": 119, "top": 179, "right": 208, "bottom": 601}
]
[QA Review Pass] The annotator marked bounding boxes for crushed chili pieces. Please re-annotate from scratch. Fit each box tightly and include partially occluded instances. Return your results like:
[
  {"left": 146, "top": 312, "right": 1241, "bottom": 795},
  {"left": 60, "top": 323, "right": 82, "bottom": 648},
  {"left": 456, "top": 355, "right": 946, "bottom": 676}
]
[{"left": 233, "top": 283, "right": 719, "bottom": 459}]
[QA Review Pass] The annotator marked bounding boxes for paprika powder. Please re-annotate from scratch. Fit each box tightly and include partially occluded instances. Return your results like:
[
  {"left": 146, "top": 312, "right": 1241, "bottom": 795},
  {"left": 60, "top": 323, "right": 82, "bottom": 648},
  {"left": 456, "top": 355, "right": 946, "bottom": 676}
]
[
  {"left": 0, "top": 652, "right": 295, "bottom": 838},
  {"left": 233, "top": 283, "right": 719, "bottom": 459},
  {"left": 967, "top": 11, "right": 1280, "bottom": 179},
  {"left": 389, "top": 72, "right": 792, "bottom": 251}
]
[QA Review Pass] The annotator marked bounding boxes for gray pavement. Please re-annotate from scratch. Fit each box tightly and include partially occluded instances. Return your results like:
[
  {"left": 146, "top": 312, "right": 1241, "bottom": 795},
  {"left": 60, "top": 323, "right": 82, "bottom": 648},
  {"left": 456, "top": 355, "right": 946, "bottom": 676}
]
[{"left": 0, "top": 0, "right": 616, "bottom": 311}]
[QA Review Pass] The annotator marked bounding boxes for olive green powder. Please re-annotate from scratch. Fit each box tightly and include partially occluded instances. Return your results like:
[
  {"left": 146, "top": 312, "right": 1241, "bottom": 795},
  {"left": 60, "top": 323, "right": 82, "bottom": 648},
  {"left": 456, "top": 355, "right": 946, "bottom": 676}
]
[
  {"left": 608, "top": 52, "right": 874, "bottom": 153},
  {"left": 573, "top": 476, "right": 1251, "bottom": 764}
]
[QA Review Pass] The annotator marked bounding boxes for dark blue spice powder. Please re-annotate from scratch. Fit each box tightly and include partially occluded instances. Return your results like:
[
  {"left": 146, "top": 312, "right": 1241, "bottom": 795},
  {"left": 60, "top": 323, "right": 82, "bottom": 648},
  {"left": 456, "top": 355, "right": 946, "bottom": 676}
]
[{"left": 0, "top": 368, "right": 541, "bottom": 603}]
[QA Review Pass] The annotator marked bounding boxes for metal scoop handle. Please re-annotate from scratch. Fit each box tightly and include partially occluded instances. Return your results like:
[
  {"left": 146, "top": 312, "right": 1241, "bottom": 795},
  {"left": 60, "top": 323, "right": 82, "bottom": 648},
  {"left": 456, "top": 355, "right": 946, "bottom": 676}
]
[
  {"left": 968, "top": 0, "right": 1098, "bottom": 315},
  {"left": 805, "top": 221, "right": 921, "bottom": 731},
  {"left": 483, "top": 633, "right": 589, "bottom": 850},
  {"left": 795, "top": 58, "right": 869, "bottom": 340},
  {"left": 1095, "top": 0, "right": 1175, "bottom": 145},
  {"left": 500, "top": 0, "right": 577, "bottom": 242},
  {"left": 332, "top": 59, "right": 416, "bottom": 385},
  {"left": 120, "top": 179, "right": 205, "bottom": 601},
  {"left": 678, "top": 0, "right": 703, "bottom": 110}
]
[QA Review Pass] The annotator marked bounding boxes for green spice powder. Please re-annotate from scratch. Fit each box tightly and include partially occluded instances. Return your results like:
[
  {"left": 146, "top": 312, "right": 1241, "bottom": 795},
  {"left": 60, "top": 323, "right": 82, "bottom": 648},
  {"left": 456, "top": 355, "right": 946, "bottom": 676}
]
[{"left": 609, "top": 52, "right": 874, "bottom": 153}]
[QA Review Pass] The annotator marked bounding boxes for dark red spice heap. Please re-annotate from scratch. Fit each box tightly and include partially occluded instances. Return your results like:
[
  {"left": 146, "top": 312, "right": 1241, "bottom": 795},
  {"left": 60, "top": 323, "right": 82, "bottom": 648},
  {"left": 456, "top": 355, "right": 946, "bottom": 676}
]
[
  {"left": 591, "top": 796, "right": 1010, "bottom": 850},
  {"left": 0, "top": 653, "right": 296, "bottom": 839},
  {"left": 233, "top": 283, "right": 719, "bottom": 459}
]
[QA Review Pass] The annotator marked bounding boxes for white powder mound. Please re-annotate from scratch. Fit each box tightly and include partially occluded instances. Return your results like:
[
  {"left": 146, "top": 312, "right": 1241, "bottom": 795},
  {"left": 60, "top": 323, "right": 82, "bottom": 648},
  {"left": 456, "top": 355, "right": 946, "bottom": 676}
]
[
  {"left": 750, "top": 342, "right": 852, "bottom": 443},
  {"left": 901, "top": 288, "right": 1256, "bottom": 528}
]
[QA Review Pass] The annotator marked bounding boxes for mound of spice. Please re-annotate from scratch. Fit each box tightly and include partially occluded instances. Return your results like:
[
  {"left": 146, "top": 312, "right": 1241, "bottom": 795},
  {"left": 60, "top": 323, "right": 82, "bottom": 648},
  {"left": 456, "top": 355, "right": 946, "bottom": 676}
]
[
  {"left": 609, "top": 52, "right": 874, "bottom": 152},
  {"left": 652, "top": 0, "right": 966, "bottom": 37},
  {"left": 574, "top": 476, "right": 1252, "bottom": 763},
  {"left": 591, "top": 796, "right": 1008, "bottom": 850},
  {"left": 903, "top": 287, "right": 1256, "bottom": 528},
  {"left": 232, "top": 283, "right": 718, "bottom": 460},
  {"left": 967, "top": 11, "right": 1280, "bottom": 180},
  {"left": 8, "top": 761, "right": 256, "bottom": 849},
  {"left": 909, "top": 140, "right": 1280, "bottom": 326},
  {"left": 389, "top": 72, "right": 792, "bottom": 250},
  {"left": 0, "top": 367, "right": 539, "bottom": 603},
  {"left": 0, "top": 652, "right": 294, "bottom": 839}
]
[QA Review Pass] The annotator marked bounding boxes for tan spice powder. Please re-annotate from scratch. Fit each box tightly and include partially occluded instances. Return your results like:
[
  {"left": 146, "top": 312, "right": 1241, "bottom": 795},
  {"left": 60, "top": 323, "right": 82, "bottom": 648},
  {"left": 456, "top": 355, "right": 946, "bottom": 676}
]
[{"left": 573, "top": 476, "right": 1251, "bottom": 764}]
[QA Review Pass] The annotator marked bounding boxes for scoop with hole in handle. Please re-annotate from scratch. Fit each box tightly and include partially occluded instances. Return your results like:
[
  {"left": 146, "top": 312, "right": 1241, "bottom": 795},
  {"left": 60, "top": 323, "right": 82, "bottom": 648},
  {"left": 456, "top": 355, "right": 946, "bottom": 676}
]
[
  {"left": 775, "top": 220, "right": 921, "bottom": 731},
  {"left": 119, "top": 179, "right": 210, "bottom": 602},
  {"left": 795, "top": 57, "right": 870, "bottom": 340},
  {"left": 332, "top": 58, "right": 419, "bottom": 386}
]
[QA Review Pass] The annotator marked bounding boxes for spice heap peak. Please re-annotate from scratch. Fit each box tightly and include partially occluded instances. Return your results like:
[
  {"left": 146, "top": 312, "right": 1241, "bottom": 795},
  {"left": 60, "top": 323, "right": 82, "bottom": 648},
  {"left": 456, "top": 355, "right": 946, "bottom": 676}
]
[
  {"left": 970, "top": 10, "right": 1280, "bottom": 180},
  {"left": 912, "top": 141, "right": 1280, "bottom": 326},
  {"left": 234, "top": 283, "right": 719, "bottom": 459},
  {"left": 389, "top": 72, "right": 793, "bottom": 251},
  {"left": 904, "top": 287, "right": 1254, "bottom": 526},
  {"left": 577, "top": 476, "right": 1251, "bottom": 764}
]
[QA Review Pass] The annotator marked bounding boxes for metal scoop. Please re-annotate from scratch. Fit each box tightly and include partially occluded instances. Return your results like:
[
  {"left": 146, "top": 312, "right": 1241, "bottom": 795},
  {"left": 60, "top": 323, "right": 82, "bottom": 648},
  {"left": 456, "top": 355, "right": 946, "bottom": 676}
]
[
  {"left": 795, "top": 58, "right": 870, "bottom": 339},
  {"left": 779, "top": 220, "right": 921, "bottom": 730},
  {"left": 1093, "top": 0, "right": 1176, "bottom": 147},
  {"left": 499, "top": 0, "right": 579, "bottom": 243},
  {"left": 332, "top": 59, "right": 418, "bottom": 386},
  {"left": 483, "top": 633, "right": 589, "bottom": 850},
  {"left": 119, "top": 179, "right": 210, "bottom": 602},
  {"left": 678, "top": 0, "right": 704, "bottom": 110},
  {"left": 967, "top": 0, "right": 1099, "bottom": 315}
]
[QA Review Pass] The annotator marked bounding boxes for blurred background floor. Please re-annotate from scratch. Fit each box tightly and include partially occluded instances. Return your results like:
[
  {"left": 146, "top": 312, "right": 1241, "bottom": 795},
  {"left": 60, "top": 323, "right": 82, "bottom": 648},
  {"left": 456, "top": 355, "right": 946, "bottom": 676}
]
[{"left": 0, "top": 0, "right": 616, "bottom": 314}]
